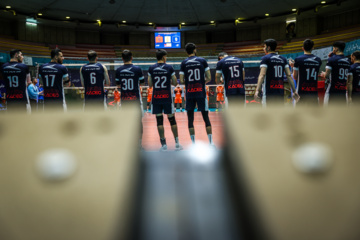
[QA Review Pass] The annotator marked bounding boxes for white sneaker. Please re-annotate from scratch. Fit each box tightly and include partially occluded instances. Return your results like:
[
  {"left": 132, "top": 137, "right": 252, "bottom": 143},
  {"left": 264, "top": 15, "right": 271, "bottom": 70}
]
[
  {"left": 159, "top": 145, "right": 167, "bottom": 152},
  {"left": 175, "top": 143, "right": 183, "bottom": 151}
]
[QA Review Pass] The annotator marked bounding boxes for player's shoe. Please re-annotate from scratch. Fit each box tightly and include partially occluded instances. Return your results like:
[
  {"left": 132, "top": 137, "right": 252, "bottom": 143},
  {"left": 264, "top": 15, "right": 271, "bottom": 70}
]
[
  {"left": 175, "top": 143, "right": 183, "bottom": 151},
  {"left": 159, "top": 144, "right": 167, "bottom": 152}
]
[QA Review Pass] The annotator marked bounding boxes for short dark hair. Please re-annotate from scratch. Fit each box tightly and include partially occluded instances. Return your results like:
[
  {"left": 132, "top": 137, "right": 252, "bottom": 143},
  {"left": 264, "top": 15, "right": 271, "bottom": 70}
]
[
  {"left": 185, "top": 43, "right": 196, "bottom": 55},
  {"left": 31, "top": 77, "right": 37, "bottom": 82},
  {"left": 122, "top": 49, "right": 132, "bottom": 62},
  {"left": 264, "top": 39, "right": 277, "bottom": 51},
  {"left": 87, "top": 50, "right": 97, "bottom": 61},
  {"left": 218, "top": 52, "right": 227, "bottom": 60},
  {"left": 51, "top": 49, "right": 62, "bottom": 59},
  {"left": 352, "top": 51, "right": 360, "bottom": 60},
  {"left": 303, "top": 39, "right": 314, "bottom": 52},
  {"left": 156, "top": 49, "right": 167, "bottom": 61},
  {"left": 10, "top": 49, "right": 21, "bottom": 58},
  {"left": 333, "top": 41, "right": 346, "bottom": 52}
]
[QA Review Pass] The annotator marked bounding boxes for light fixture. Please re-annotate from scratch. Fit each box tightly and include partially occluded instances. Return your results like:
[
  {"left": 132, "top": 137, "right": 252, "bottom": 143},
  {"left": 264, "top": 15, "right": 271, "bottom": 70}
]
[
  {"left": 210, "top": 21, "right": 215, "bottom": 24},
  {"left": 265, "top": 13, "right": 270, "bottom": 16},
  {"left": 5, "top": 6, "right": 11, "bottom": 9},
  {"left": 97, "top": 20, "right": 102, "bottom": 27},
  {"left": 149, "top": 22, "right": 153, "bottom": 25},
  {"left": 321, "top": 1, "right": 326, "bottom": 3},
  {"left": 66, "top": 16, "right": 70, "bottom": 19},
  {"left": 122, "top": 20, "right": 126, "bottom": 23},
  {"left": 292, "top": 8, "right": 297, "bottom": 12},
  {"left": 181, "top": 22, "right": 185, "bottom": 25},
  {"left": 38, "top": 13, "right": 43, "bottom": 16}
]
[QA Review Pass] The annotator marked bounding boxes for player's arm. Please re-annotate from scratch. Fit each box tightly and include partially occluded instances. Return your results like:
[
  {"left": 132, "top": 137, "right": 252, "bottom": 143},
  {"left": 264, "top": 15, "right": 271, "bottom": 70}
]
[
  {"left": 255, "top": 67, "right": 267, "bottom": 99},
  {"left": 63, "top": 70, "right": 70, "bottom": 87},
  {"left": 148, "top": 75, "right": 153, "bottom": 88},
  {"left": 80, "top": 67, "right": 84, "bottom": 87},
  {"left": 243, "top": 69, "right": 245, "bottom": 83},
  {"left": 285, "top": 67, "right": 300, "bottom": 101},
  {"left": 347, "top": 73, "right": 353, "bottom": 103},
  {"left": 103, "top": 65, "right": 110, "bottom": 86},
  {"left": 215, "top": 72, "right": 222, "bottom": 84},
  {"left": 179, "top": 74, "right": 185, "bottom": 84},
  {"left": 205, "top": 69, "right": 211, "bottom": 84},
  {"left": 171, "top": 74, "right": 177, "bottom": 86},
  {"left": 26, "top": 73, "right": 31, "bottom": 86}
]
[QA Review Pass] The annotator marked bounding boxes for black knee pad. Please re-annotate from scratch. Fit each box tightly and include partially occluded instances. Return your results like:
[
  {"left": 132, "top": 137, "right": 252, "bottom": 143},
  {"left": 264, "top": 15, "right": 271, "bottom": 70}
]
[
  {"left": 187, "top": 110, "right": 194, "bottom": 128},
  {"left": 156, "top": 115, "right": 164, "bottom": 126},
  {"left": 168, "top": 116, "right": 177, "bottom": 126},
  {"left": 201, "top": 111, "right": 211, "bottom": 127}
]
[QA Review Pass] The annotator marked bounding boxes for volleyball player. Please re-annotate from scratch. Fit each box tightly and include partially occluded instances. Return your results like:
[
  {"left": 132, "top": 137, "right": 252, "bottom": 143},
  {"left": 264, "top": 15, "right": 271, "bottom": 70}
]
[
  {"left": 254, "top": 39, "right": 298, "bottom": 106},
  {"left": 0, "top": 49, "right": 31, "bottom": 111},
  {"left": 180, "top": 43, "right": 213, "bottom": 145},
  {"left": 215, "top": 52, "right": 246, "bottom": 106},
  {"left": 292, "top": 39, "right": 322, "bottom": 106},
  {"left": 39, "top": 49, "right": 70, "bottom": 111},
  {"left": 321, "top": 41, "right": 351, "bottom": 104},
  {"left": 146, "top": 86, "right": 153, "bottom": 112},
  {"left": 174, "top": 84, "right": 183, "bottom": 111},
  {"left": 115, "top": 49, "right": 145, "bottom": 148},
  {"left": 347, "top": 51, "right": 360, "bottom": 104},
  {"left": 148, "top": 49, "right": 182, "bottom": 151},
  {"left": 216, "top": 83, "right": 225, "bottom": 111},
  {"left": 80, "top": 50, "right": 110, "bottom": 110}
]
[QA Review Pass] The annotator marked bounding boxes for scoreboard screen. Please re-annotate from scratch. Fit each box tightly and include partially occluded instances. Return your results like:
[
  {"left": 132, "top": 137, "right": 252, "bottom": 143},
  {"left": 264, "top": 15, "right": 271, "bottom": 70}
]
[{"left": 154, "top": 32, "right": 181, "bottom": 49}]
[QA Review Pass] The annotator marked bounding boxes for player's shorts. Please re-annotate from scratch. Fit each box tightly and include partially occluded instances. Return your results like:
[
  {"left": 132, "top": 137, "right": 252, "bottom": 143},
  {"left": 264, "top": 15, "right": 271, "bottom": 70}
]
[
  {"left": 152, "top": 102, "right": 174, "bottom": 115},
  {"left": 147, "top": 98, "right": 152, "bottom": 103},
  {"left": 216, "top": 95, "right": 224, "bottom": 102},
  {"left": 174, "top": 97, "right": 182, "bottom": 104},
  {"left": 186, "top": 97, "right": 208, "bottom": 111},
  {"left": 114, "top": 99, "right": 120, "bottom": 103}
]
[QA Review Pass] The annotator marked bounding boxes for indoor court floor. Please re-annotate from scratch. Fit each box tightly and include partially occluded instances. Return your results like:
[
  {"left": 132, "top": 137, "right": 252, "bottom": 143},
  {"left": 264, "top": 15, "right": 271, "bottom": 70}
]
[{"left": 142, "top": 110, "right": 225, "bottom": 151}]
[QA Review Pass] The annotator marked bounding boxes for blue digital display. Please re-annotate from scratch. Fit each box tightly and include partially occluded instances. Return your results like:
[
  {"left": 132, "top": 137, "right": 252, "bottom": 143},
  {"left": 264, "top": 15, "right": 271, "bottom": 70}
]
[{"left": 154, "top": 32, "right": 181, "bottom": 49}]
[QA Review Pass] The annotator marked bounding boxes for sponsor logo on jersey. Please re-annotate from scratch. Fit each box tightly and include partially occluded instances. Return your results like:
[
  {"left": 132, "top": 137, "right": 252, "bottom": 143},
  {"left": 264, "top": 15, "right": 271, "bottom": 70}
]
[
  {"left": 186, "top": 58, "right": 199, "bottom": 64},
  {"left": 301, "top": 87, "right": 317, "bottom": 91},
  {"left": 270, "top": 80, "right": 284, "bottom": 89},
  {"left": 153, "top": 94, "right": 170, "bottom": 99},
  {"left": 7, "top": 94, "right": 24, "bottom": 99},
  {"left": 338, "top": 58, "right": 349, "bottom": 63},
  {"left": 4, "top": 64, "right": 21, "bottom": 71},
  {"left": 304, "top": 57, "right": 320, "bottom": 64},
  {"left": 270, "top": 55, "right": 283, "bottom": 60},
  {"left": 120, "top": 67, "right": 133, "bottom": 74},
  {"left": 188, "top": 87, "right": 203, "bottom": 92},
  {"left": 228, "top": 83, "right": 244, "bottom": 89},
  {"left": 224, "top": 57, "right": 238, "bottom": 61},
  {"left": 154, "top": 65, "right": 168, "bottom": 72},
  {"left": 42, "top": 65, "right": 58, "bottom": 70},
  {"left": 45, "top": 93, "right": 60, "bottom": 98},
  {"left": 86, "top": 91, "right": 102, "bottom": 95}
]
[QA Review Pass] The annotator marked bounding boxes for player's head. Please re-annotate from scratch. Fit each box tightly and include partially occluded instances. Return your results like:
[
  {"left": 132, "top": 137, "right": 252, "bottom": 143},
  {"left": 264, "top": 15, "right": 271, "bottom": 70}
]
[
  {"left": 51, "top": 49, "right": 64, "bottom": 64},
  {"left": 351, "top": 51, "right": 360, "bottom": 63},
  {"left": 332, "top": 41, "right": 346, "bottom": 53},
  {"left": 263, "top": 39, "right": 277, "bottom": 53},
  {"left": 218, "top": 52, "right": 228, "bottom": 61},
  {"left": 185, "top": 43, "right": 196, "bottom": 55},
  {"left": 10, "top": 49, "right": 23, "bottom": 62},
  {"left": 87, "top": 50, "right": 98, "bottom": 62},
  {"left": 156, "top": 49, "right": 167, "bottom": 62},
  {"left": 122, "top": 49, "right": 133, "bottom": 63},
  {"left": 303, "top": 39, "right": 314, "bottom": 52},
  {"left": 31, "top": 77, "right": 38, "bottom": 85}
]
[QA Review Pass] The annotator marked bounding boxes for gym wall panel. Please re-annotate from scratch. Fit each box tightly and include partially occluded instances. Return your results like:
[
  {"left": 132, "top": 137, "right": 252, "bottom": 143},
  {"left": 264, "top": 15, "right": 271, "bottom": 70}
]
[
  {"left": 185, "top": 31, "right": 207, "bottom": 44},
  {"left": 236, "top": 27, "right": 261, "bottom": 42},
  {"left": 0, "top": 18, "right": 16, "bottom": 37},
  {"left": 17, "top": 22, "right": 26, "bottom": 41},
  {"left": 129, "top": 32, "right": 150, "bottom": 46},
  {"left": 38, "top": 25, "right": 45, "bottom": 43},
  {"left": 261, "top": 22, "right": 286, "bottom": 41},
  {"left": 76, "top": 30, "right": 100, "bottom": 44},
  {"left": 101, "top": 33, "right": 126, "bottom": 45},
  {"left": 212, "top": 30, "right": 235, "bottom": 43}
]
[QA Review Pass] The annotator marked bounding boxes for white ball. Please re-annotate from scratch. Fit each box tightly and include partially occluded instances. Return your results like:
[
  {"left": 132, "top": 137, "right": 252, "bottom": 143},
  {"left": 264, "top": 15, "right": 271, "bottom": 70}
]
[{"left": 36, "top": 149, "right": 77, "bottom": 181}]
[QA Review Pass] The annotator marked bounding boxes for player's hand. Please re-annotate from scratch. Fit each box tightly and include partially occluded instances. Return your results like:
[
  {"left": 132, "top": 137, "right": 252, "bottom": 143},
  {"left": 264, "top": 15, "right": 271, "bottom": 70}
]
[
  {"left": 293, "top": 92, "right": 300, "bottom": 102},
  {"left": 289, "top": 59, "right": 294, "bottom": 68},
  {"left": 254, "top": 90, "right": 260, "bottom": 99},
  {"left": 320, "top": 71, "right": 326, "bottom": 78},
  {"left": 328, "top": 52, "right": 335, "bottom": 58}
]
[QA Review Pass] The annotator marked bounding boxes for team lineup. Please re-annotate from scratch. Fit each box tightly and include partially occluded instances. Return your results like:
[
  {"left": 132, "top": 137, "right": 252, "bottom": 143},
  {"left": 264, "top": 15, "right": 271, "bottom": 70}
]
[{"left": 1, "top": 39, "right": 360, "bottom": 150}]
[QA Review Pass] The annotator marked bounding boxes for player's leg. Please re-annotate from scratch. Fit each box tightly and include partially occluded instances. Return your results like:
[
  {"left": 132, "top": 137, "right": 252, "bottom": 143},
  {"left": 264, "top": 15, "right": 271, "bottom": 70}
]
[
  {"left": 186, "top": 98, "right": 196, "bottom": 143},
  {"left": 167, "top": 113, "right": 183, "bottom": 150},
  {"left": 198, "top": 97, "right": 214, "bottom": 145}
]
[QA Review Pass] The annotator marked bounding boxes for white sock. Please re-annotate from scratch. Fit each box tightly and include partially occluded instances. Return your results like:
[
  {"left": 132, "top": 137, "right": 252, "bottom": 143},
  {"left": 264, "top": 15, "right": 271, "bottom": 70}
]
[
  {"left": 175, "top": 137, "right": 179, "bottom": 144},
  {"left": 190, "top": 135, "right": 195, "bottom": 143},
  {"left": 208, "top": 134, "right": 213, "bottom": 144}
]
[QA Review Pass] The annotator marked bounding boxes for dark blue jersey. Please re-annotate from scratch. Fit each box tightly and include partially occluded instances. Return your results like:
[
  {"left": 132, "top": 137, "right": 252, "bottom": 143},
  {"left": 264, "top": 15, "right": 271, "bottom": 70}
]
[
  {"left": 293, "top": 54, "right": 321, "bottom": 95},
  {"left": 148, "top": 63, "right": 175, "bottom": 104},
  {"left": 349, "top": 63, "right": 360, "bottom": 95},
  {"left": 260, "top": 53, "right": 289, "bottom": 96},
  {"left": 81, "top": 63, "right": 106, "bottom": 101},
  {"left": 39, "top": 62, "right": 69, "bottom": 102},
  {"left": 0, "top": 62, "right": 29, "bottom": 102},
  {"left": 180, "top": 56, "right": 209, "bottom": 99},
  {"left": 115, "top": 64, "right": 144, "bottom": 102},
  {"left": 216, "top": 56, "right": 245, "bottom": 96},
  {"left": 325, "top": 54, "right": 351, "bottom": 93}
]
